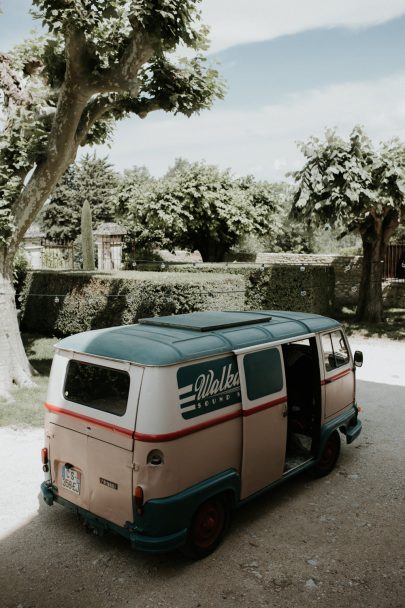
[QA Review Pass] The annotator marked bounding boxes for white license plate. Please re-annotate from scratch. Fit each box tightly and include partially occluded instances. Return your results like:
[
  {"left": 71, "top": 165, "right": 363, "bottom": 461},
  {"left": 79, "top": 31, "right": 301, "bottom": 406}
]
[{"left": 61, "top": 466, "right": 81, "bottom": 495}]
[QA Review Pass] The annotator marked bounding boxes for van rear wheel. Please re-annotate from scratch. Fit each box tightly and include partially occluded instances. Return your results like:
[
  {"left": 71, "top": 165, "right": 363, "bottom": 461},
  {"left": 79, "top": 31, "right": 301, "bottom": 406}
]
[
  {"left": 182, "top": 495, "right": 230, "bottom": 559},
  {"left": 312, "top": 430, "right": 341, "bottom": 478}
]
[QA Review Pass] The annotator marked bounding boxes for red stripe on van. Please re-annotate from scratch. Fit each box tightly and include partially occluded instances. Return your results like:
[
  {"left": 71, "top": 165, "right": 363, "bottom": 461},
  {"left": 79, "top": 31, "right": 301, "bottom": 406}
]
[
  {"left": 46, "top": 395, "right": 287, "bottom": 444},
  {"left": 134, "top": 396, "right": 287, "bottom": 443},
  {"left": 321, "top": 368, "right": 352, "bottom": 385},
  {"left": 242, "top": 396, "right": 287, "bottom": 417},
  {"left": 44, "top": 403, "right": 134, "bottom": 437},
  {"left": 134, "top": 410, "right": 241, "bottom": 442}
]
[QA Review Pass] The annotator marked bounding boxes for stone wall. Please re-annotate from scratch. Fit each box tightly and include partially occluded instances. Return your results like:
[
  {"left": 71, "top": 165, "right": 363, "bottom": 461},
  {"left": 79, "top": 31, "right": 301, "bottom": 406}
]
[
  {"left": 383, "top": 281, "right": 405, "bottom": 308},
  {"left": 256, "top": 252, "right": 405, "bottom": 309}
]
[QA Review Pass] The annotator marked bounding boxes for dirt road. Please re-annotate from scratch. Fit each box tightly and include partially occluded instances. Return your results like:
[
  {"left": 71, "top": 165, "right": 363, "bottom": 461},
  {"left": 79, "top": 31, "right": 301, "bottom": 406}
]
[{"left": 0, "top": 338, "right": 404, "bottom": 608}]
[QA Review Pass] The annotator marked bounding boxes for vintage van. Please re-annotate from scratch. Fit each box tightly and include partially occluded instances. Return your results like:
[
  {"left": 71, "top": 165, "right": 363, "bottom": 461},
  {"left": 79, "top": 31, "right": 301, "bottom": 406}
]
[{"left": 41, "top": 310, "right": 363, "bottom": 558}]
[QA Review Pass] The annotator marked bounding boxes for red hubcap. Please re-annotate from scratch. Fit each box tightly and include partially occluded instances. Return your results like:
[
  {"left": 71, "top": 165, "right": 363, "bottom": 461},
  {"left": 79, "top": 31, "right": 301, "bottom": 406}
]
[{"left": 193, "top": 500, "right": 225, "bottom": 549}]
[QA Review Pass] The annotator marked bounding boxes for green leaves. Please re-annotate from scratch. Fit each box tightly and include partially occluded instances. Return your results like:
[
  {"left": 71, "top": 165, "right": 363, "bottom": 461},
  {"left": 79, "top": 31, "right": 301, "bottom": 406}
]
[
  {"left": 1, "top": 1, "right": 223, "bottom": 251},
  {"left": 134, "top": 55, "right": 225, "bottom": 117},
  {"left": 32, "top": 0, "right": 208, "bottom": 69},
  {"left": 41, "top": 154, "right": 118, "bottom": 241},
  {"left": 291, "top": 126, "right": 405, "bottom": 233},
  {"left": 117, "top": 160, "right": 279, "bottom": 261}
]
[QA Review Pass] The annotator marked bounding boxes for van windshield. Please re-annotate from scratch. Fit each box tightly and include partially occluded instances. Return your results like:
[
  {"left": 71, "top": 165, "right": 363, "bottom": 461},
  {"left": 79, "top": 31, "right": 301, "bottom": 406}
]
[{"left": 64, "top": 360, "right": 130, "bottom": 416}]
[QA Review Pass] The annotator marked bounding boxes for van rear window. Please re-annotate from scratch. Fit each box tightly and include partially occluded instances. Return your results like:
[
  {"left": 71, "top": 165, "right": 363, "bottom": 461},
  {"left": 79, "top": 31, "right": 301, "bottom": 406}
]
[{"left": 64, "top": 361, "right": 129, "bottom": 417}]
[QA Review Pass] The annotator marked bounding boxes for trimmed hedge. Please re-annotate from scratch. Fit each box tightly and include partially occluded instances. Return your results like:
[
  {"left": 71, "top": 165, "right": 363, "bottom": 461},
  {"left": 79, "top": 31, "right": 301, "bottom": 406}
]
[
  {"left": 165, "top": 263, "right": 335, "bottom": 315},
  {"left": 20, "top": 270, "right": 245, "bottom": 337}
]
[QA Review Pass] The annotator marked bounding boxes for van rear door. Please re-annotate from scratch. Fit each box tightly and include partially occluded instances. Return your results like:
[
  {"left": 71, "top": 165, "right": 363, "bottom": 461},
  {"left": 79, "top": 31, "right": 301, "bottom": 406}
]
[{"left": 45, "top": 351, "right": 143, "bottom": 527}]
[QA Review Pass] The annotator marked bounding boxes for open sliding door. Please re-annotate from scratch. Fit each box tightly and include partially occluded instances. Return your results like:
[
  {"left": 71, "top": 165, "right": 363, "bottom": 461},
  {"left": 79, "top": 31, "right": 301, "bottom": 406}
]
[{"left": 235, "top": 344, "right": 288, "bottom": 500}]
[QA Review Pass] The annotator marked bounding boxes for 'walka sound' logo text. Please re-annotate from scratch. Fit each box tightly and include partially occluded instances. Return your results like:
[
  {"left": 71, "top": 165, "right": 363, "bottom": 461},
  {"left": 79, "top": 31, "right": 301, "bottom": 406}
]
[{"left": 177, "top": 356, "right": 241, "bottom": 420}]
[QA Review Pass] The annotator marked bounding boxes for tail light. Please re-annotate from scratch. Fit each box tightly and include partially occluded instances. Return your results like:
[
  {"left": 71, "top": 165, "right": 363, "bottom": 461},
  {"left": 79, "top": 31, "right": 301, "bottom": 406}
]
[
  {"left": 41, "top": 448, "right": 48, "bottom": 464},
  {"left": 134, "top": 485, "right": 144, "bottom": 515},
  {"left": 41, "top": 447, "right": 49, "bottom": 472}
]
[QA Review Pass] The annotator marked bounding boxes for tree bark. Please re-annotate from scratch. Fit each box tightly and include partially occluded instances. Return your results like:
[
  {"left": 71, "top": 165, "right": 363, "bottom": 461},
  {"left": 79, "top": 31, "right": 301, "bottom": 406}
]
[
  {"left": 356, "top": 233, "right": 384, "bottom": 323},
  {"left": 197, "top": 240, "right": 228, "bottom": 263},
  {"left": 0, "top": 256, "right": 35, "bottom": 401},
  {"left": 356, "top": 211, "right": 399, "bottom": 323}
]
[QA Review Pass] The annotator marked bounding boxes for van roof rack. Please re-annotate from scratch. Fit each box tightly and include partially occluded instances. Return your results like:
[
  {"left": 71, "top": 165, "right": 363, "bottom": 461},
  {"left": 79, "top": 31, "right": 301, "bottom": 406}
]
[{"left": 139, "top": 311, "right": 273, "bottom": 332}]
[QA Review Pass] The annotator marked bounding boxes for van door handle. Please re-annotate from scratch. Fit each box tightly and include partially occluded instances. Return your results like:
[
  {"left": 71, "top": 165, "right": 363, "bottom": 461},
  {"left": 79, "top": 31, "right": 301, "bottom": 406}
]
[{"left": 282, "top": 403, "right": 288, "bottom": 417}]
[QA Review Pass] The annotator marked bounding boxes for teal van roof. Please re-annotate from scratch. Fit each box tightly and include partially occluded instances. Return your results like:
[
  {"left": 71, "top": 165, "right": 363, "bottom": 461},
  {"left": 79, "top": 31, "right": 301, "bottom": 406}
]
[{"left": 56, "top": 311, "right": 340, "bottom": 366}]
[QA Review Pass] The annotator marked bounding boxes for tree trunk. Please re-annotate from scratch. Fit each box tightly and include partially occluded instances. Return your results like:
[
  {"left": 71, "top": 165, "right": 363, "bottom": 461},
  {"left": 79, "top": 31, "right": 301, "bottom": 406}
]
[
  {"left": 0, "top": 257, "right": 35, "bottom": 401},
  {"left": 356, "top": 215, "right": 386, "bottom": 323},
  {"left": 356, "top": 237, "right": 384, "bottom": 323},
  {"left": 197, "top": 240, "right": 228, "bottom": 262},
  {"left": 0, "top": 89, "right": 89, "bottom": 399},
  {"left": 356, "top": 211, "right": 400, "bottom": 323}
]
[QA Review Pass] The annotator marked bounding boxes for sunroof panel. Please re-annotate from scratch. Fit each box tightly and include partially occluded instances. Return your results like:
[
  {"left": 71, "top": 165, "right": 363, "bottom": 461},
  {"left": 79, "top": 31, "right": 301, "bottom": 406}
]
[{"left": 139, "top": 311, "right": 272, "bottom": 332}]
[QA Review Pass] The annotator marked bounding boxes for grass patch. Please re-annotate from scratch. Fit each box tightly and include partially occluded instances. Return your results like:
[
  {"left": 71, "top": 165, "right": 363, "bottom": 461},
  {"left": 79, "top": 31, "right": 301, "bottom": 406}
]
[
  {"left": 0, "top": 334, "right": 56, "bottom": 428},
  {"left": 340, "top": 308, "right": 405, "bottom": 341}
]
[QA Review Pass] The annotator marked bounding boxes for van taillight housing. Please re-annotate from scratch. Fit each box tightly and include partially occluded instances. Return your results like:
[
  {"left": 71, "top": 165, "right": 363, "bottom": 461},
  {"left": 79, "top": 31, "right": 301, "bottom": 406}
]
[
  {"left": 134, "top": 485, "right": 144, "bottom": 515},
  {"left": 41, "top": 448, "right": 49, "bottom": 472},
  {"left": 41, "top": 448, "right": 48, "bottom": 464}
]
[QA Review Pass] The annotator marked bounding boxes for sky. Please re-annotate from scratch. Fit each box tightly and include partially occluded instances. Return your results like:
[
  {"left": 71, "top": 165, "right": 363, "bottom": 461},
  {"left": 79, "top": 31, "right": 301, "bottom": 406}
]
[{"left": 1, "top": 0, "right": 405, "bottom": 181}]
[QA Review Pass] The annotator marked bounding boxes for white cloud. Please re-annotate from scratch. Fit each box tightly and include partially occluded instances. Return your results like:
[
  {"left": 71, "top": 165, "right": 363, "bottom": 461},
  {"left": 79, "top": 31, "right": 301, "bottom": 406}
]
[
  {"left": 200, "top": 0, "right": 405, "bottom": 52},
  {"left": 92, "top": 72, "right": 405, "bottom": 181}
]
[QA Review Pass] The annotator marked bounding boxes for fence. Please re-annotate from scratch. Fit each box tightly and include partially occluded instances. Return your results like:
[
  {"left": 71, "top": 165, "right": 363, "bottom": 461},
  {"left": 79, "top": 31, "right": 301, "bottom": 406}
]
[
  {"left": 41, "top": 239, "right": 75, "bottom": 270},
  {"left": 383, "top": 243, "right": 405, "bottom": 281}
]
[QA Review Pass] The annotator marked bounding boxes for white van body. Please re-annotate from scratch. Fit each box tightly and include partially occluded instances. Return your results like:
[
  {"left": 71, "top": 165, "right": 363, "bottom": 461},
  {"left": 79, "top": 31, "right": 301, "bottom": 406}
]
[{"left": 41, "top": 311, "right": 362, "bottom": 557}]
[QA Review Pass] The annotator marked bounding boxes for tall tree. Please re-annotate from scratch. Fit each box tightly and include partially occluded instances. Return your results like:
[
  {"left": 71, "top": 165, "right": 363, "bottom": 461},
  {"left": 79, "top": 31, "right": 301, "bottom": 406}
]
[
  {"left": 39, "top": 165, "right": 79, "bottom": 242},
  {"left": 0, "top": 0, "right": 224, "bottom": 399},
  {"left": 115, "top": 165, "right": 155, "bottom": 220},
  {"left": 80, "top": 199, "right": 95, "bottom": 271},
  {"left": 291, "top": 127, "right": 405, "bottom": 322},
  {"left": 41, "top": 154, "right": 118, "bottom": 241},
  {"left": 119, "top": 160, "right": 279, "bottom": 261}
]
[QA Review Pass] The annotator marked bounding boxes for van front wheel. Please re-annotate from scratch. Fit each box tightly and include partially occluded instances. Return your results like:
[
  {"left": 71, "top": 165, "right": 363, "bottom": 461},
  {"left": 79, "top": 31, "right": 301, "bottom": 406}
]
[
  {"left": 182, "top": 495, "right": 230, "bottom": 559},
  {"left": 312, "top": 430, "right": 341, "bottom": 478}
]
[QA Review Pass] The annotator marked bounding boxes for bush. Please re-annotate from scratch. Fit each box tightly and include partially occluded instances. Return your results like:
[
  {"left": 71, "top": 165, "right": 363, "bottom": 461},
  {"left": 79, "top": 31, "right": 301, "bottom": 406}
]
[
  {"left": 13, "top": 248, "right": 31, "bottom": 298},
  {"left": 20, "top": 270, "right": 245, "bottom": 336},
  {"left": 166, "top": 263, "right": 335, "bottom": 315}
]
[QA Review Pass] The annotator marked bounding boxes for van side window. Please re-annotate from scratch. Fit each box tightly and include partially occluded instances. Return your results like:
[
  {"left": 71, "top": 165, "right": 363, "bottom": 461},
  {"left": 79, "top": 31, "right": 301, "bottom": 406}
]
[
  {"left": 321, "top": 331, "right": 350, "bottom": 372},
  {"left": 64, "top": 360, "right": 130, "bottom": 416},
  {"left": 243, "top": 348, "right": 283, "bottom": 401}
]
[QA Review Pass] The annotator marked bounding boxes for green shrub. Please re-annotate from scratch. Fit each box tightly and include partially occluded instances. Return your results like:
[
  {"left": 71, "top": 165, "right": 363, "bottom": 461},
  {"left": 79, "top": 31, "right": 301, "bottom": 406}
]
[
  {"left": 166, "top": 263, "right": 335, "bottom": 315},
  {"left": 20, "top": 270, "right": 245, "bottom": 336},
  {"left": 13, "top": 248, "right": 31, "bottom": 297}
]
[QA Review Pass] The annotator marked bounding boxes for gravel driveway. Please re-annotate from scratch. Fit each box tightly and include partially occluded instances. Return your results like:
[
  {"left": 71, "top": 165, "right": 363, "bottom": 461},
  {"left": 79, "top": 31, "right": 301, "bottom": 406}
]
[{"left": 0, "top": 337, "right": 404, "bottom": 608}]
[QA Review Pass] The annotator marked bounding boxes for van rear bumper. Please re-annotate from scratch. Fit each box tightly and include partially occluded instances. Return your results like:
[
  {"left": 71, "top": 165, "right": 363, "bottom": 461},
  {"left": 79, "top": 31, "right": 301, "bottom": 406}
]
[
  {"left": 128, "top": 528, "right": 188, "bottom": 553},
  {"left": 40, "top": 481, "right": 187, "bottom": 553}
]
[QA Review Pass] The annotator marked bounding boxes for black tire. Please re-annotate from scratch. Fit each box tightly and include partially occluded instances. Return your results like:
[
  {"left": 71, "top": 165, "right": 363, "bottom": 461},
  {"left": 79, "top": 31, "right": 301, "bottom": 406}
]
[
  {"left": 312, "top": 430, "right": 341, "bottom": 478},
  {"left": 181, "top": 495, "right": 230, "bottom": 559}
]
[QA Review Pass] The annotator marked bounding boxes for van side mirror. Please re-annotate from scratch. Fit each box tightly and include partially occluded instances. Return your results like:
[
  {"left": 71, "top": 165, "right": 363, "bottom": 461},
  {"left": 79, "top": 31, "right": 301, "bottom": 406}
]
[{"left": 354, "top": 351, "right": 363, "bottom": 367}]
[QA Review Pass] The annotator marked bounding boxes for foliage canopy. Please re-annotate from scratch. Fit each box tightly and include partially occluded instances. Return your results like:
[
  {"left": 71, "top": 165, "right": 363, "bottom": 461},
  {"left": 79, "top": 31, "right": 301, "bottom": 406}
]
[
  {"left": 41, "top": 154, "right": 118, "bottom": 241},
  {"left": 0, "top": 0, "right": 224, "bottom": 256},
  {"left": 117, "top": 159, "right": 282, "bottom": 261},
  {"left": 291, "top": 126, "right": 405, "bottom": 321}
]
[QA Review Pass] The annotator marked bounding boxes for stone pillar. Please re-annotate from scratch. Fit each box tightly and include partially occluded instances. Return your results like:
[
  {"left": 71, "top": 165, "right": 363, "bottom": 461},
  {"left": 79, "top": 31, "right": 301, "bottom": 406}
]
[
  {"left": 23, "top": 244, "right": 43, "bottom": 269},
  {"left": 22, "top": 223, "right": 45, "bottom": 269}
]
